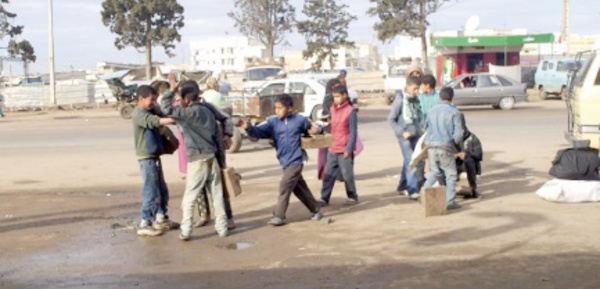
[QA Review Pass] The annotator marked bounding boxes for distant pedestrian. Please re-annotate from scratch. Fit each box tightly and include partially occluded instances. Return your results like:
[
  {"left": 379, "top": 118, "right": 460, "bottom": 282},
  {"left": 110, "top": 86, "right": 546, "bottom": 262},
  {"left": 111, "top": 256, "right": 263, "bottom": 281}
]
[
  {"left": 131, "top": 85, "right": 178, "bottom": 237},
  {"left": 161, "top": 75, "right": 229, "bottom": 241},
  {"left": 319, "top": 85, "right": 359, "bottom": 206},
  {"left": 202, "top": 77, "right": 233, "bottom": 116},
  {"left": 388, "top": 76, "right": 426, "bottom": 199},
  {"left": 338, "top": 69, "right": 348, "bottom": 86},
  {"left": 423, "top": 87, "right": 464, "bottom": 210},
  {"left": 239, "top": 94, "right": 324, "bottom": 226}
]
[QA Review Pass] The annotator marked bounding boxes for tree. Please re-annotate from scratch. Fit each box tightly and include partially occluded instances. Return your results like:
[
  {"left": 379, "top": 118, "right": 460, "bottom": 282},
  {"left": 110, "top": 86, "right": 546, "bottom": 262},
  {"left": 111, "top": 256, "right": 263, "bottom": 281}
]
[
  {"left": 0, "top": 0, "right": 23, "bottom": 39},
  {"left": 8, "top": 40, "right": 35, "bottom": 76},
  {"left": 297, "top": 0, "right": 356, "bottom": 70},
  {"left": 368, "top": 0, "right": 448, "bottom": 70},
  {"left": 228, "top": 0, "right": 296, "bottom": 64},
  {"left": 101, "top": 0, "right": 185, "bottom": 80}
]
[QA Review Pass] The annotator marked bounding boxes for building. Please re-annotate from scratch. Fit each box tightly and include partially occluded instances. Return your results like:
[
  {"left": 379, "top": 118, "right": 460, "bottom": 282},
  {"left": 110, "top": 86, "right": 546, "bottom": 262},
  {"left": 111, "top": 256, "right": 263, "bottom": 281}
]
[
  {"left": 431, "top": 29, "right": 555, "bottom": 84},
  {"left": 190, "top": 36, "right": 266, "bottom": 73}
]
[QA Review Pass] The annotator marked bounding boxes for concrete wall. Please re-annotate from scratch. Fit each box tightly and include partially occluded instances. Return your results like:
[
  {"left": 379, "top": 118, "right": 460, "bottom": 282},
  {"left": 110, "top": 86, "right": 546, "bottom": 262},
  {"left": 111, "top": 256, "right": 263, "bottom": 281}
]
[{"left": 1, "top": 81, "right": 116, "bottom": 109}]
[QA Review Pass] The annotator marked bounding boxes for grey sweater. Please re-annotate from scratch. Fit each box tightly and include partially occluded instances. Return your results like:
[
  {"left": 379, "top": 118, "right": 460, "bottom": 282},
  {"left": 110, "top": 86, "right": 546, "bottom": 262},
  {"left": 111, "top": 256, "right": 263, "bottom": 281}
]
[{"left": 161, "top": 91, "right": 224, "bottom": 164}]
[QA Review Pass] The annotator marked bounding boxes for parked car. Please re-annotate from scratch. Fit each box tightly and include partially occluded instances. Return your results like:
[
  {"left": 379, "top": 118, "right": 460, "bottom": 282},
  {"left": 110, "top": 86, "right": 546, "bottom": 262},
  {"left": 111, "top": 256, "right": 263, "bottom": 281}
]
[
  {"left": 255, "top": 78, "right": 359, "bottom": 121},
  {"left": 443, "top": 73, "right": 527, "bottom": 110},
  {"left": 535, "top": 59, "right": 583, "bottom": 100}
]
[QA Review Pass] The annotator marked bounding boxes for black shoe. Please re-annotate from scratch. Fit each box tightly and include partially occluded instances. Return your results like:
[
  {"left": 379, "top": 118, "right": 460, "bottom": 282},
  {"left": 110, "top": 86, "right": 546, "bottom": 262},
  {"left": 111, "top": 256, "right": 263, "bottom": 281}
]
[{"left": 318, "top": 200, "right": 330, "bottom": 207}]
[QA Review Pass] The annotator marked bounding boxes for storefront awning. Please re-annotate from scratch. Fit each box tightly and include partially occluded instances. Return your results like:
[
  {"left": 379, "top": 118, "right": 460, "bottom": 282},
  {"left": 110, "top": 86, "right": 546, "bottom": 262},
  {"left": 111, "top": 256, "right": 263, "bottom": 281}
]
[{"left": 432, "top": 33, "right": 555, "bottom": 47}]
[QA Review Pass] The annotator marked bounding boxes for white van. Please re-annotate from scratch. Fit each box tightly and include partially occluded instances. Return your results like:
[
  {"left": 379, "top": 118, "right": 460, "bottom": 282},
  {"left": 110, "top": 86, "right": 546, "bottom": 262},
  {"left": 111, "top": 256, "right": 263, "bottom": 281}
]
[{"left": 535, "top": 59, "right": 581, "bottom": 99}]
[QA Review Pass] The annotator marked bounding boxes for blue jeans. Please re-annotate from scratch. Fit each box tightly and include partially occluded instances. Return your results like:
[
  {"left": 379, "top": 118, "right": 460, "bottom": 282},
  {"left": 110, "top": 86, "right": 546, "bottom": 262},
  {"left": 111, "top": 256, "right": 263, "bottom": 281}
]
[
  {"left": 139, "top": 158, "right": 169, "bottom": 222},
  {"left": 424, "top": 148, "right": 457, "bottom": 206},
  {"left": 397, "top": 136, "right": 425, "bottom": 195}
]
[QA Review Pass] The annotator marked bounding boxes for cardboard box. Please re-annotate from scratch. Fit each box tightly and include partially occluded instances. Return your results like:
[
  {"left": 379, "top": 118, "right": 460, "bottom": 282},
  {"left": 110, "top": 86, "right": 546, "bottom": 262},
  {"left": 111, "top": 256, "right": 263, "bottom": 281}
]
[
  {"left": 422, "top": 187, "right": 447, "bottom": 217},
  {"left": 301, "top": 135, "right": 332, "bottom": 149},
  {"left": 222, "top": 167, "right": 242, "bottom": 197}
]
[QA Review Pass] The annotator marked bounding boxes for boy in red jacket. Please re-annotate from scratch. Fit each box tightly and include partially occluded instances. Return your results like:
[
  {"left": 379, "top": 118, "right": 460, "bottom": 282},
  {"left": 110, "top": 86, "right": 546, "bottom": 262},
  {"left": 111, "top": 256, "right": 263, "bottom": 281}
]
[{"left": 320, "top": 85, "right": 359, "bottom": 206}]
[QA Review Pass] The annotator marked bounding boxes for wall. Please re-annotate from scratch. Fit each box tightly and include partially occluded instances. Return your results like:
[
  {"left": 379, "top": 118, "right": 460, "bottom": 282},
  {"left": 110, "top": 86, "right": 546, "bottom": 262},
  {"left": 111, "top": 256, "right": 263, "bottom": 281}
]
[{"left": 1, "top": 81, "right": 115, "bottom": 110}]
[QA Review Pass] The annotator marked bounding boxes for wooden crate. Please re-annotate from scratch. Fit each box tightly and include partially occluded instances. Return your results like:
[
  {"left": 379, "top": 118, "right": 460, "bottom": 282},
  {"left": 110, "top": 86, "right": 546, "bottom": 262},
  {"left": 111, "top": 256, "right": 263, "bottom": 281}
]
[
  {"left": 301, "top": 135, "right": 333, "bottom": 149},
  {"left": 222, "top": 167, "right": 242, "bottom": 197},
  {"left": 422, "top": 187, "right": 447, "bottom": 217}
]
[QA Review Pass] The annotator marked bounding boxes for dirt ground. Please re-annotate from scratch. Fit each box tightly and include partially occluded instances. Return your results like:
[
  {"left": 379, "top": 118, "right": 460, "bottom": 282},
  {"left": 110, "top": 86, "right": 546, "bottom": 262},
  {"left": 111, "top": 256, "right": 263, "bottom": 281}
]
[{"left": 2, "top": 99, "right": 600, "bottom": 289}]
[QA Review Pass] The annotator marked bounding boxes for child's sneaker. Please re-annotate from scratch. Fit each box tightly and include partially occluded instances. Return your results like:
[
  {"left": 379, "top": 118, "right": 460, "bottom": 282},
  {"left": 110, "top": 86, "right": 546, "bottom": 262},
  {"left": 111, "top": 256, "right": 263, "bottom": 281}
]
[
  {"left": 137, "top": 220, "right": 163, "bottom": 237},
  {"left": 194, "top": 215, "right": 210, "bottom": 228},
  {"left": 268, "top": 217, "right": 286, "bottom": 226},
  {"left": 153, "top": 215, "right": 180, "bottom": 231},
  {"left": 318, "top": 200, "right": 330, "bottom": 207},
  {"left": 218, "top": 230, "right": 229, "bottom": 238},
  {"left": 343, "top": 198, "right": 360, "bottom": 206},
  {"left": 409, "top": 193, "right": 420, "bottom": 200},
  {"left": 311, "top": 211, "right": 323, "bottom": 221},
  {"left": 227, "top": 219, "right": 236, "bottom": 230},
  {"left": 179, "top": 233, "right": 191, "bottom": 241}
]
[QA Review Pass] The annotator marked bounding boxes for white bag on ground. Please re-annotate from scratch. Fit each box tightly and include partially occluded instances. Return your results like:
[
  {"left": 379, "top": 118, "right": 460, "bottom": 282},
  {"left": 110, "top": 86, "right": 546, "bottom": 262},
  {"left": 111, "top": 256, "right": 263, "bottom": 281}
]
[{"left": 536, "top": 179, "right": 600, "bottom": 203}]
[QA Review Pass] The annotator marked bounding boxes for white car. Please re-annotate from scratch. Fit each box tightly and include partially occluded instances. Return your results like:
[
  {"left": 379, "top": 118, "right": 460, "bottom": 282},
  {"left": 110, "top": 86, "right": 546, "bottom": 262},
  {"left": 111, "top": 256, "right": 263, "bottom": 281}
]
[{"left": 255, "top": 78, "right": 359, "bottom": 121}]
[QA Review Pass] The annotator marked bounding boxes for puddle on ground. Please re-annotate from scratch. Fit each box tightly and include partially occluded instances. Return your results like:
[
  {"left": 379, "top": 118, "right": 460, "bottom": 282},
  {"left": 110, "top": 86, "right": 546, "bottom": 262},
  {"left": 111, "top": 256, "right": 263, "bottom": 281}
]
[
  {"left": 13, "top": 180, "right": 41, "bottom": 185},
  {"left": 218, "top": 242, "right": 255, "bottom": 250}
]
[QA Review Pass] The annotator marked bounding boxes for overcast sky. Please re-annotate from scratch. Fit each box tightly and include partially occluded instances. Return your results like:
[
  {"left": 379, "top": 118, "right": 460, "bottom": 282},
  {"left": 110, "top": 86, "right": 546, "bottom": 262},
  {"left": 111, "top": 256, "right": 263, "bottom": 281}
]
[{"left": 7, "top": 0, "right": 600, "bottom": 74}]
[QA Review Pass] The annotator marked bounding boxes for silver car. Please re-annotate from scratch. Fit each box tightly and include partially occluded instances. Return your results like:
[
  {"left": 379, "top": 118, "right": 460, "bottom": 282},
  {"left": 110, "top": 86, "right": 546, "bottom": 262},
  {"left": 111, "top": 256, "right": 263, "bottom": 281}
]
[{"left": 444, "top": 73, "right": 527, "bottom": 110}]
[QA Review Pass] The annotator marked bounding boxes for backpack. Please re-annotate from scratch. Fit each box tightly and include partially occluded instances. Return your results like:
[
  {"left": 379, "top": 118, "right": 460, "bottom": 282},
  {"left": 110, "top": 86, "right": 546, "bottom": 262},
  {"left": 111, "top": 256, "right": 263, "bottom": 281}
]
[{"left": 549, "top": 148, "right": 600, "bottom": 181}]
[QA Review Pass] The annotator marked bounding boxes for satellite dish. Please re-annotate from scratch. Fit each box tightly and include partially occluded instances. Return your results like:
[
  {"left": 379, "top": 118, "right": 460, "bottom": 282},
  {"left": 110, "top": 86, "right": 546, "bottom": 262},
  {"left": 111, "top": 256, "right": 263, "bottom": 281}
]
[{"left": 465, "top": 15, "right": 480, "bottom": 32}]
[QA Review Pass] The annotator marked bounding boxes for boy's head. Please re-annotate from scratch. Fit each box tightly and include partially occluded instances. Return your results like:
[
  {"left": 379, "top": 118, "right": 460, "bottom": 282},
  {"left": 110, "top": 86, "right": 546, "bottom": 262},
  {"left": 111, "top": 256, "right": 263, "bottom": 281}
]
[
  {"left": 326, "top": 78, "right": 342, "bottom": 94},
  {"left": 439, "top": 87, "right": 454, "bottom": 102},
  {"left": 136, "top": 85, "right": 158, "bottom": 110},
  {"left": 332, "top": 85, "right": 349, "bottom": 105},
  {"left": 405, "top": 76, "right": 422, "bottom": 97},
  {"left": 420, "top": 74, "right": 436, "bottom": 93},
  {"left": 275, "top": 94, "right": 294, "bottom": 119},
  {"left": 179, "top": 80, "right": 201, "bottom": 108}
]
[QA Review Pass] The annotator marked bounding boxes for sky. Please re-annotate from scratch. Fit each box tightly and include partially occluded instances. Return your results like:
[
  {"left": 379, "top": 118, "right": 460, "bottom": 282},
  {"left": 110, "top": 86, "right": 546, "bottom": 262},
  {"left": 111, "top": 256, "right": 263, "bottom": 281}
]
[{"left": 6, "top": 0, "right": 600, "bottom": 75}]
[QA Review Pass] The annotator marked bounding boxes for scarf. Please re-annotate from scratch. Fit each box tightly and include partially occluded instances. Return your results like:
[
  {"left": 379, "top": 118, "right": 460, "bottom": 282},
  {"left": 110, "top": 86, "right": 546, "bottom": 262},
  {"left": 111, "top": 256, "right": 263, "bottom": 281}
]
[{"left": 402, "top": 95, "right": 421, "bottom": 124}]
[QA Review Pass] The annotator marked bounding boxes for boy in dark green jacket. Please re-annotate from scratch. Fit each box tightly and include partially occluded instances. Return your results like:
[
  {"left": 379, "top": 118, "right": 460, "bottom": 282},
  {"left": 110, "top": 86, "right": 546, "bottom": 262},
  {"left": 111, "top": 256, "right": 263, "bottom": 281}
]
[{"left": 132, "top": 85, "right": 176, "bottom": 237}]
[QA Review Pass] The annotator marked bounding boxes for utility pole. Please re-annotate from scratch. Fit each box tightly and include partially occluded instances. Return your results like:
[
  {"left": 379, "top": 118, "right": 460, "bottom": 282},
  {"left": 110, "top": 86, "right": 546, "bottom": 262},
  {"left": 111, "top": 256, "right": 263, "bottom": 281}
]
[
  {"left": 562, "top": 0, "right": 570, "bottom": 55},
  {"left": 48, "top": 0, "right": 56, "bottom": 105}
]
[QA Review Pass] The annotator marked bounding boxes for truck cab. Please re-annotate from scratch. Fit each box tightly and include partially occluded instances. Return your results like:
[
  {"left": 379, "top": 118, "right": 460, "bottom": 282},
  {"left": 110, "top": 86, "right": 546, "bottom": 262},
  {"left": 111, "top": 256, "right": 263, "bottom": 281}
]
[{"left": 565, "top": 50, "right": 600, "bottom": 148}]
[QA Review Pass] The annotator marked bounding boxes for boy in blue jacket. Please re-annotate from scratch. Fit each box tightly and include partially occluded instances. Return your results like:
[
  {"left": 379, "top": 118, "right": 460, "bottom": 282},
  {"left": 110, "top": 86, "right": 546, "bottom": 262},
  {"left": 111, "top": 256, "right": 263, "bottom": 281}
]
[{"left": 239, "top": 95, "right": 324, "bottom": 226}]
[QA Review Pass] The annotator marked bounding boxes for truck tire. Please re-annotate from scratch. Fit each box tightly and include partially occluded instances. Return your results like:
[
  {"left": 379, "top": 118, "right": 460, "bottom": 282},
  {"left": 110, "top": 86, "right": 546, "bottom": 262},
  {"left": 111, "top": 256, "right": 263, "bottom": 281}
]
[
  {"left": 311, "top": 104, "right": 323, "bottom": 122},
  {"left": 538, "top": 87, "right": 549, "bottom": 100},
  {"left": 227, "top": 127, "right": 243, "bottom": 153},
  {"left": 119, "top": 104, "right": 134, "bottom": 119}
]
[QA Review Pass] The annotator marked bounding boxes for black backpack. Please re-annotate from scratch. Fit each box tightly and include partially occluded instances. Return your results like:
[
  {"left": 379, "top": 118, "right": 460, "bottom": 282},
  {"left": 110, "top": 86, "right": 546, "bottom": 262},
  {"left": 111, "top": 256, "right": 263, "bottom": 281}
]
[{"left": 549, "top": 148, "right": 600, "bottom": 181}]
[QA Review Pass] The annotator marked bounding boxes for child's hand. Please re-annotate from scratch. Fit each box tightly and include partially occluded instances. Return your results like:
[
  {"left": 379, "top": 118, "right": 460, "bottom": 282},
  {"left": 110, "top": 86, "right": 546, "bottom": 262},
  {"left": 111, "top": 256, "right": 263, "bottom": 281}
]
[
  {"left": 236, "top": 118, "right": 249, "bottom": 130},
  {"left": 344, "top": 152, "right": 351, "bottom": 159},
  {"left": 456, "top": 152, "right": 466, "bottom": 160},
  {"left": 403, "top": 132, "right": 412, "bottom": 140},
  {"left": 309, "top": 124, "right": 322, "bottom": 135},
  {"left": 168, "top": 74, "right": 180, "bottom": 92}
]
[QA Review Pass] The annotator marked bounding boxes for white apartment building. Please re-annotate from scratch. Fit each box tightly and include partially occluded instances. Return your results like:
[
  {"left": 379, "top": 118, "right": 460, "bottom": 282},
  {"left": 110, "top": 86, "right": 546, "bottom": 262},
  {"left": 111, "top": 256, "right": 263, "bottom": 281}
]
[
  {"left": 300, "top": 44, "right": 381, "bottom": 71},
  {"left": 190, "top": 36, "right": 266, "bottom": 73}
]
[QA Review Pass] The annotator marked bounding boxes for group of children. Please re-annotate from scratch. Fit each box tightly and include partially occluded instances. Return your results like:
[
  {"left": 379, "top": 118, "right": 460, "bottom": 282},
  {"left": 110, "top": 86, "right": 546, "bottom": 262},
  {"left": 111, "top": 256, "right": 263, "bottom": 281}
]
[
  {"left": 388, "top": 67, "right": 482, "bottom": 210},
  {"left": 131, "top": 74, "right": 361, "bottom": 239},
  {"left": 131, "top": 67, "right": 482, "bottom": 240}
]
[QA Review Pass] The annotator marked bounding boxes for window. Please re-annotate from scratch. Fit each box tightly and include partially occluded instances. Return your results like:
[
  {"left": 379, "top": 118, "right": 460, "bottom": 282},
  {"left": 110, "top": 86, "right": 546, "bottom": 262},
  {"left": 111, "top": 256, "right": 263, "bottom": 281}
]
[
  {"left": 497, "top": 75, "right": 513, "bottom": 86},
  {"left": 549, "top": 62, "right": 555, "bottom": 70},
  {"left": 260, "top": 83, "right": 285, "bottom": 95},
  {"left": 456, "top": 76, "right": 477, "bottom": 88},
  {"left": 594, "top": 70, "right": 600, "bottom": 86},
  {"left": 478, "top": 76, "right": 494, "bottom": 87},
  {"left": 542, "top": 61, "right": 549, "bottom": 71},
  {"left": 576, "top": 54, "right": 596, "bottom": 87},
  {"left": 290, "top": 82, "right": 307, "bottom": 94}
]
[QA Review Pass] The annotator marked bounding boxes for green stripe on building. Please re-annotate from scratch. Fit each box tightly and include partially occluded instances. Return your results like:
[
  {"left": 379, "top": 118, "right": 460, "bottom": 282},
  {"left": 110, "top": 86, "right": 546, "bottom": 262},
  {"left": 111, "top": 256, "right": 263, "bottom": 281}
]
[{"left": 432, "top": 33, "right": 555, "bottom": 47}]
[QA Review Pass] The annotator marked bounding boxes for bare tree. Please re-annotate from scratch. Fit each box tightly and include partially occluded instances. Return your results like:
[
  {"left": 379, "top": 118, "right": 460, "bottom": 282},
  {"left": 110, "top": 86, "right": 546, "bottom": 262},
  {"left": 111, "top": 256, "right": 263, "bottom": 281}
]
[
  {"left": 228, "top": 0, "right": 296, "bottom": 64},
  {"left": 368, "top": 0, "right": 448, "bottom": 69}
]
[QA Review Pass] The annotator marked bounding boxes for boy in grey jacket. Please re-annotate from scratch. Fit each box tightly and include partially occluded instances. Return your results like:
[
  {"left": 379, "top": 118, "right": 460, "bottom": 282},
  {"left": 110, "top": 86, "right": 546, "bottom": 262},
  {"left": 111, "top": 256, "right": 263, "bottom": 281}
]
[
  {"left": 161, "top": 75, "right": 228, "bottom": 240},
  {"left": 388, "top": 76, "right": 425, "bottom": 199},
  {"left": 423, "top": 87, "right": 464, "bottom": 210}
]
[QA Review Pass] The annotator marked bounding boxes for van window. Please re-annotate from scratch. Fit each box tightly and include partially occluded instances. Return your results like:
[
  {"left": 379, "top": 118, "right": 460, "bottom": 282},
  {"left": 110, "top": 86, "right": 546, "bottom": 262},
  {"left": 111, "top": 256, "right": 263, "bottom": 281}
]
[
  {"left": 576, "top": 54, "right": 596, "bottom": 87},
  {"left": 542, "top": 61, "right": 548, "bottom": 71},
  {"left": 595, "top": 70, "right": 600, "bottom": 86},
  {"left": 548, "top": 62, "right": 555, "bottom": 70}
]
